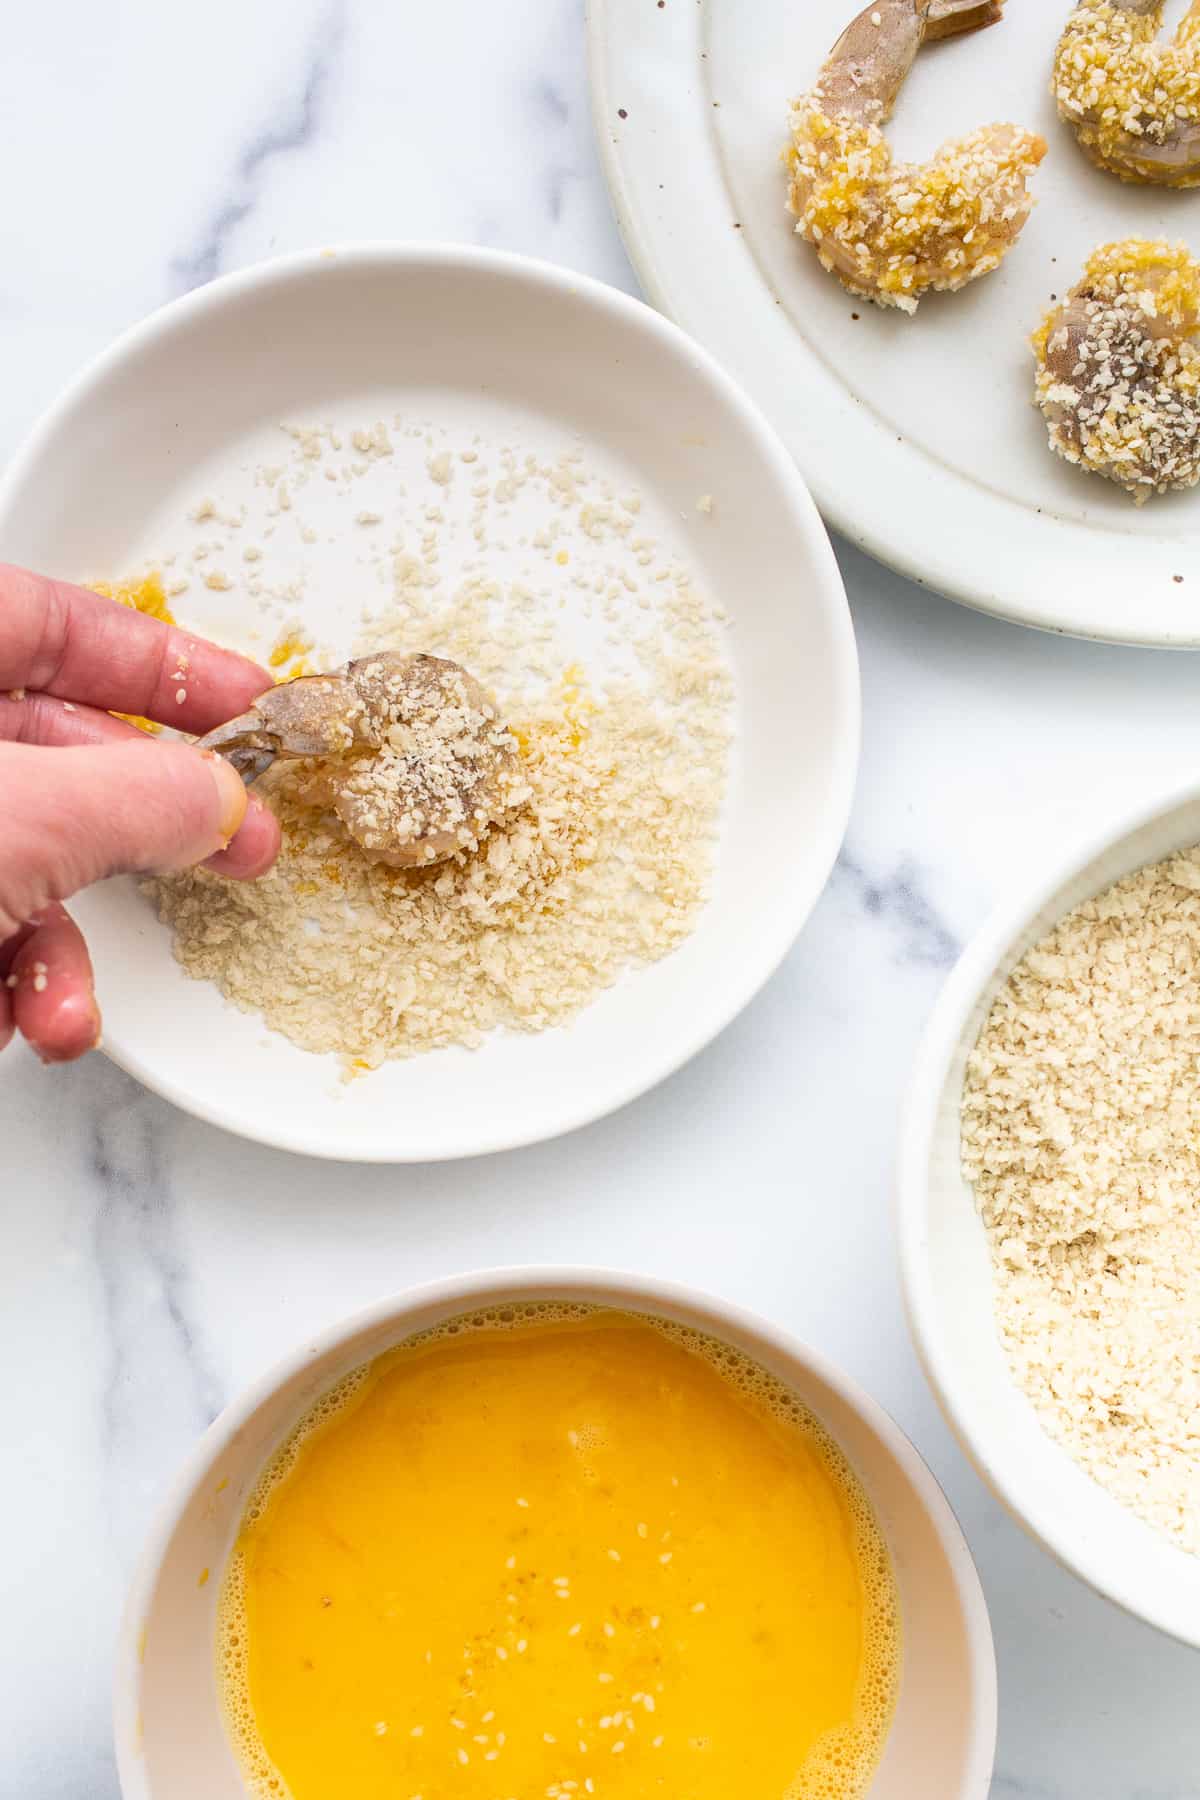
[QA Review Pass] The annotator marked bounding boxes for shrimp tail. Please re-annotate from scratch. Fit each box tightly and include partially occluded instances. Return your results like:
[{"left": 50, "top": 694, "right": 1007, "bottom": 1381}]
[
  {"left": 923, "top": 0, "right": 1004, "bottom": 44},
  {"left": 820, "top": 1, "right": 1004, "bottom": 125}
]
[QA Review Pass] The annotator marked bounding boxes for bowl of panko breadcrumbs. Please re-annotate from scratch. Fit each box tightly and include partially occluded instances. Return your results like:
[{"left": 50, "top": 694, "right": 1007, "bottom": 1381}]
[
  {"left": 899, "top": 777, "right": 1200, "bottom": 1648},
  {"left": 0, "top": 245, "right": 859, "bottom": 1159}
]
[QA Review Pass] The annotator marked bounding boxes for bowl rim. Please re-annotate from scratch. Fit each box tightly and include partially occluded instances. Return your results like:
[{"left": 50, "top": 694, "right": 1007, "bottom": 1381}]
[
  {"left": 0, "top": 240, "right": 861, "bottom": 1163},
  {"left": 112, "top": 1264, "right": 997, "bottom": 1798},
  {"left": 896, "top": 771, "right": 1200, "bottom": 1650}
]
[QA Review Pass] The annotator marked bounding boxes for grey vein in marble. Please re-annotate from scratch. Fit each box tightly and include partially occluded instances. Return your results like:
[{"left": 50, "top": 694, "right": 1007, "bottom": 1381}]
[
  {"left": 169, "top": 0, "right": 347, "bottom": 295},
  {"left": 531, "top": 76, "right": 574, "bottom": 223},
  {"left": 89, "top": 1062, "right": 223, "bottom": 1554},
  {"left": 834, "top": 850, "right": 962, "bottom": 969}
]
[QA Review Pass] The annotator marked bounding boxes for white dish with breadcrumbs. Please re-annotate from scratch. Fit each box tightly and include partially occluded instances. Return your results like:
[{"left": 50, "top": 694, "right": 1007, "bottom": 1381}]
[
  {"left": 900, "top": 776, "right": 1200, "bottom": 1648},
  {"left": 0, "top": 246, "right": 858, "bottom": 1159}
]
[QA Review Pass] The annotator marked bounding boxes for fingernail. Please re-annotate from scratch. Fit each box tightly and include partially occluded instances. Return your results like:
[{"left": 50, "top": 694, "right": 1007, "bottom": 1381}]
[
  {"left": 204, "top": 752, "right": 248, "bottom": 845},
  {"left": 35, "top": 995, "right": 104, "bottom": 1064}
]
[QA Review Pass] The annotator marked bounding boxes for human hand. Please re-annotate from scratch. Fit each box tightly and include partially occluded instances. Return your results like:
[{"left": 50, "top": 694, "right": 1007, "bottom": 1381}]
[{"left": 0, "top": 564, "right": 282, "bottom": 1062}]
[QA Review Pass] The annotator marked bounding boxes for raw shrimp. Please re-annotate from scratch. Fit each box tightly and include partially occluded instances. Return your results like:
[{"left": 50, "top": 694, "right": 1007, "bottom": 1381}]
[
  {"left": 198, "top": 651, "right": 527, "bottom": 867},
  {"left": 1033, "top": 239, "right": 1200, "bottom": 501},
  {"left": 1053, "top": 1, "right": 1200, "bottom": 186},
  {"left": 785, "top": 0, "right": 1046, "bottom": 313}
]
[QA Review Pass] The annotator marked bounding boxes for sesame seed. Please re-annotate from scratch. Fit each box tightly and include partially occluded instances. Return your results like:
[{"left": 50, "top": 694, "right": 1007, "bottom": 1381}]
[{"left": 1035, "top": 240, "right": 1200, "bottom": 500}]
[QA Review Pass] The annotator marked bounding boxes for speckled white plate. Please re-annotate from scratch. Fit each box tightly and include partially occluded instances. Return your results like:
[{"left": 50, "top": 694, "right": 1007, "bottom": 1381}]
[
  {"left": 0, "top": 245, "right": 858, "bottom": 1161},
  {"left": 589, "top": 0, "right": 1200, "bottom": 646}
]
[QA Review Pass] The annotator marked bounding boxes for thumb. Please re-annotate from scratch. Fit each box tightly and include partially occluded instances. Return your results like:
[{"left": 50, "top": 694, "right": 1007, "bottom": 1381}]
[{"left": 0, "top": 739, "right": 248, "bottom": 938}]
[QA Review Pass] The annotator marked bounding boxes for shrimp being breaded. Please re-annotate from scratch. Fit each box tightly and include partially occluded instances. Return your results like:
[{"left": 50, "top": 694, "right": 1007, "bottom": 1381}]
[
  {"left": 1054, "top": 0, "right": 1200, "bottom": 187},
  {"left": 1033, "top": 240, "right": 1200, "bottom": 501},
  {"left": 785, "top": 0, "right": 1046, "bottom": 314}
]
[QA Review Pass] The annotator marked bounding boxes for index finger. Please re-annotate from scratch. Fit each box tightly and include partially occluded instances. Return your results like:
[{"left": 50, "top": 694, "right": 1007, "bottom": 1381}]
[{"left": 0, "top": 563, "right": 272, "bottom": 733}]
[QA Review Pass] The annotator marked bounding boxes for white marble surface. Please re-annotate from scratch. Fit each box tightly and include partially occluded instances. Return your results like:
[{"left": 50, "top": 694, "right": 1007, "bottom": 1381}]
[{"left": 2, "top": 2, "right": 1198, "bottom": 1796}]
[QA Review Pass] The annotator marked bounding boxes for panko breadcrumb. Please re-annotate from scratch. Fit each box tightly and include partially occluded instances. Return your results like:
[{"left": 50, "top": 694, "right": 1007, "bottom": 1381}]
[
  {"left": 962, "top": 849, "right": 1200, "bottom": 1555},
  {"left": 1053, "top": 0, "right": 1200, "bottom": 186},
  {"left": 147, "top": 463, "right": 732, "bottom": 1071},
  {"left": 299, "top": 653, "right": 528, "bottom": 869}
]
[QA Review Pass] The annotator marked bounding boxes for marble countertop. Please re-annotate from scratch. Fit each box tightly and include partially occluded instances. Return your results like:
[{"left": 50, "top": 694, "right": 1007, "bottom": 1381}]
[{"left": 2, "top": 2, "right": 1198, "bottom": 1796}]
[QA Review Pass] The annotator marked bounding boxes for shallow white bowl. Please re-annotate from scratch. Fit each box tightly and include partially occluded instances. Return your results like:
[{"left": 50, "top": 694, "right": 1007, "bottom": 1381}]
[
  {"left": 0, "top": 244, "right": 858, "bottom": 1161},
  {"left": 899, "top": 779, "right": 1200, "bottom": 1648},
  {"left": 114, "top": 1268, "right": 997, "bottom": 1800}
]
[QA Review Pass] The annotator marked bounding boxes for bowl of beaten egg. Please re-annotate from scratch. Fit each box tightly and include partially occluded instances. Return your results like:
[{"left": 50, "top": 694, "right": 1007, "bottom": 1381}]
[
  {"left": 899, "top": 777, "right": 1200, "bottom": 1648},
  {"left": 115, "top": 1269, "right": 996, "bottom": 1800},
  {"left": 0, "top": 243, "right": 859, "bottom": 1160}
]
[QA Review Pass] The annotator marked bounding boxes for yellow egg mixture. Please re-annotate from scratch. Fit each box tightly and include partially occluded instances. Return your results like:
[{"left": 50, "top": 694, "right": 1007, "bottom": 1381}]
[{"left": 219, "top": 1308, "right": 899, "bottom": 1800}]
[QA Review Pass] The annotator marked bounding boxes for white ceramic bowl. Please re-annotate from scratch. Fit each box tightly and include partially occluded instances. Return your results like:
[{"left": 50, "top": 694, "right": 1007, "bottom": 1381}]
[
  {"left": 0, "top": 244, "right": 858, "bottom": 1161},
  {"left": 899, "top": 779, "right": 1200, "bottom": 1649},
  {"left": 114, "top": 1268, "right": 997, "bottom": 1800}
]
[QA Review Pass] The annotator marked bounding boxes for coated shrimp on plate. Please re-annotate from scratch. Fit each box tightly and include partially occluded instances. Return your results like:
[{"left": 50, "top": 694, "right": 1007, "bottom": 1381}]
[
  {"left": 1033, "top": 239, "right": 1200, "bottom": 502},
  {"left": 785, "top": 0, "right": 1046, "bottom": 314},
  {"left": 1054, "top": 0, "right": 1200, "bottom": 186}
]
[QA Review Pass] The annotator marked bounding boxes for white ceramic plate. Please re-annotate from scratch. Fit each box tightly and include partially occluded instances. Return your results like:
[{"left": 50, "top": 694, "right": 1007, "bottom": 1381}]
[
  {"left": 589, "top": 0, "right": 1200, "bottom": 646},
  {"left": 898, "top": 776, "right": 1200, "bottom": 1647},
  {"left": 114, "top": 1268, "right": 997, "bottom": 1800},
  {"left": 0, "top": 245, "right": 858, "bottom": 1161}
]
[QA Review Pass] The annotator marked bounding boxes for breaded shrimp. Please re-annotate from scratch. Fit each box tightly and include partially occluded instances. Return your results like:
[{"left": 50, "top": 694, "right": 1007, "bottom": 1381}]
[
  {"left": 785, "top": 0, "right": 1046, "bottom": 313},
  {"left": 1033, "top": 239, "right": 1200, "bottom": 501},
  {"left": 1054, "top": 0, "right": 1200, "bottom": 186},
  {"left": 198, "top": 653, "right": 526, "bottom": 867}
]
